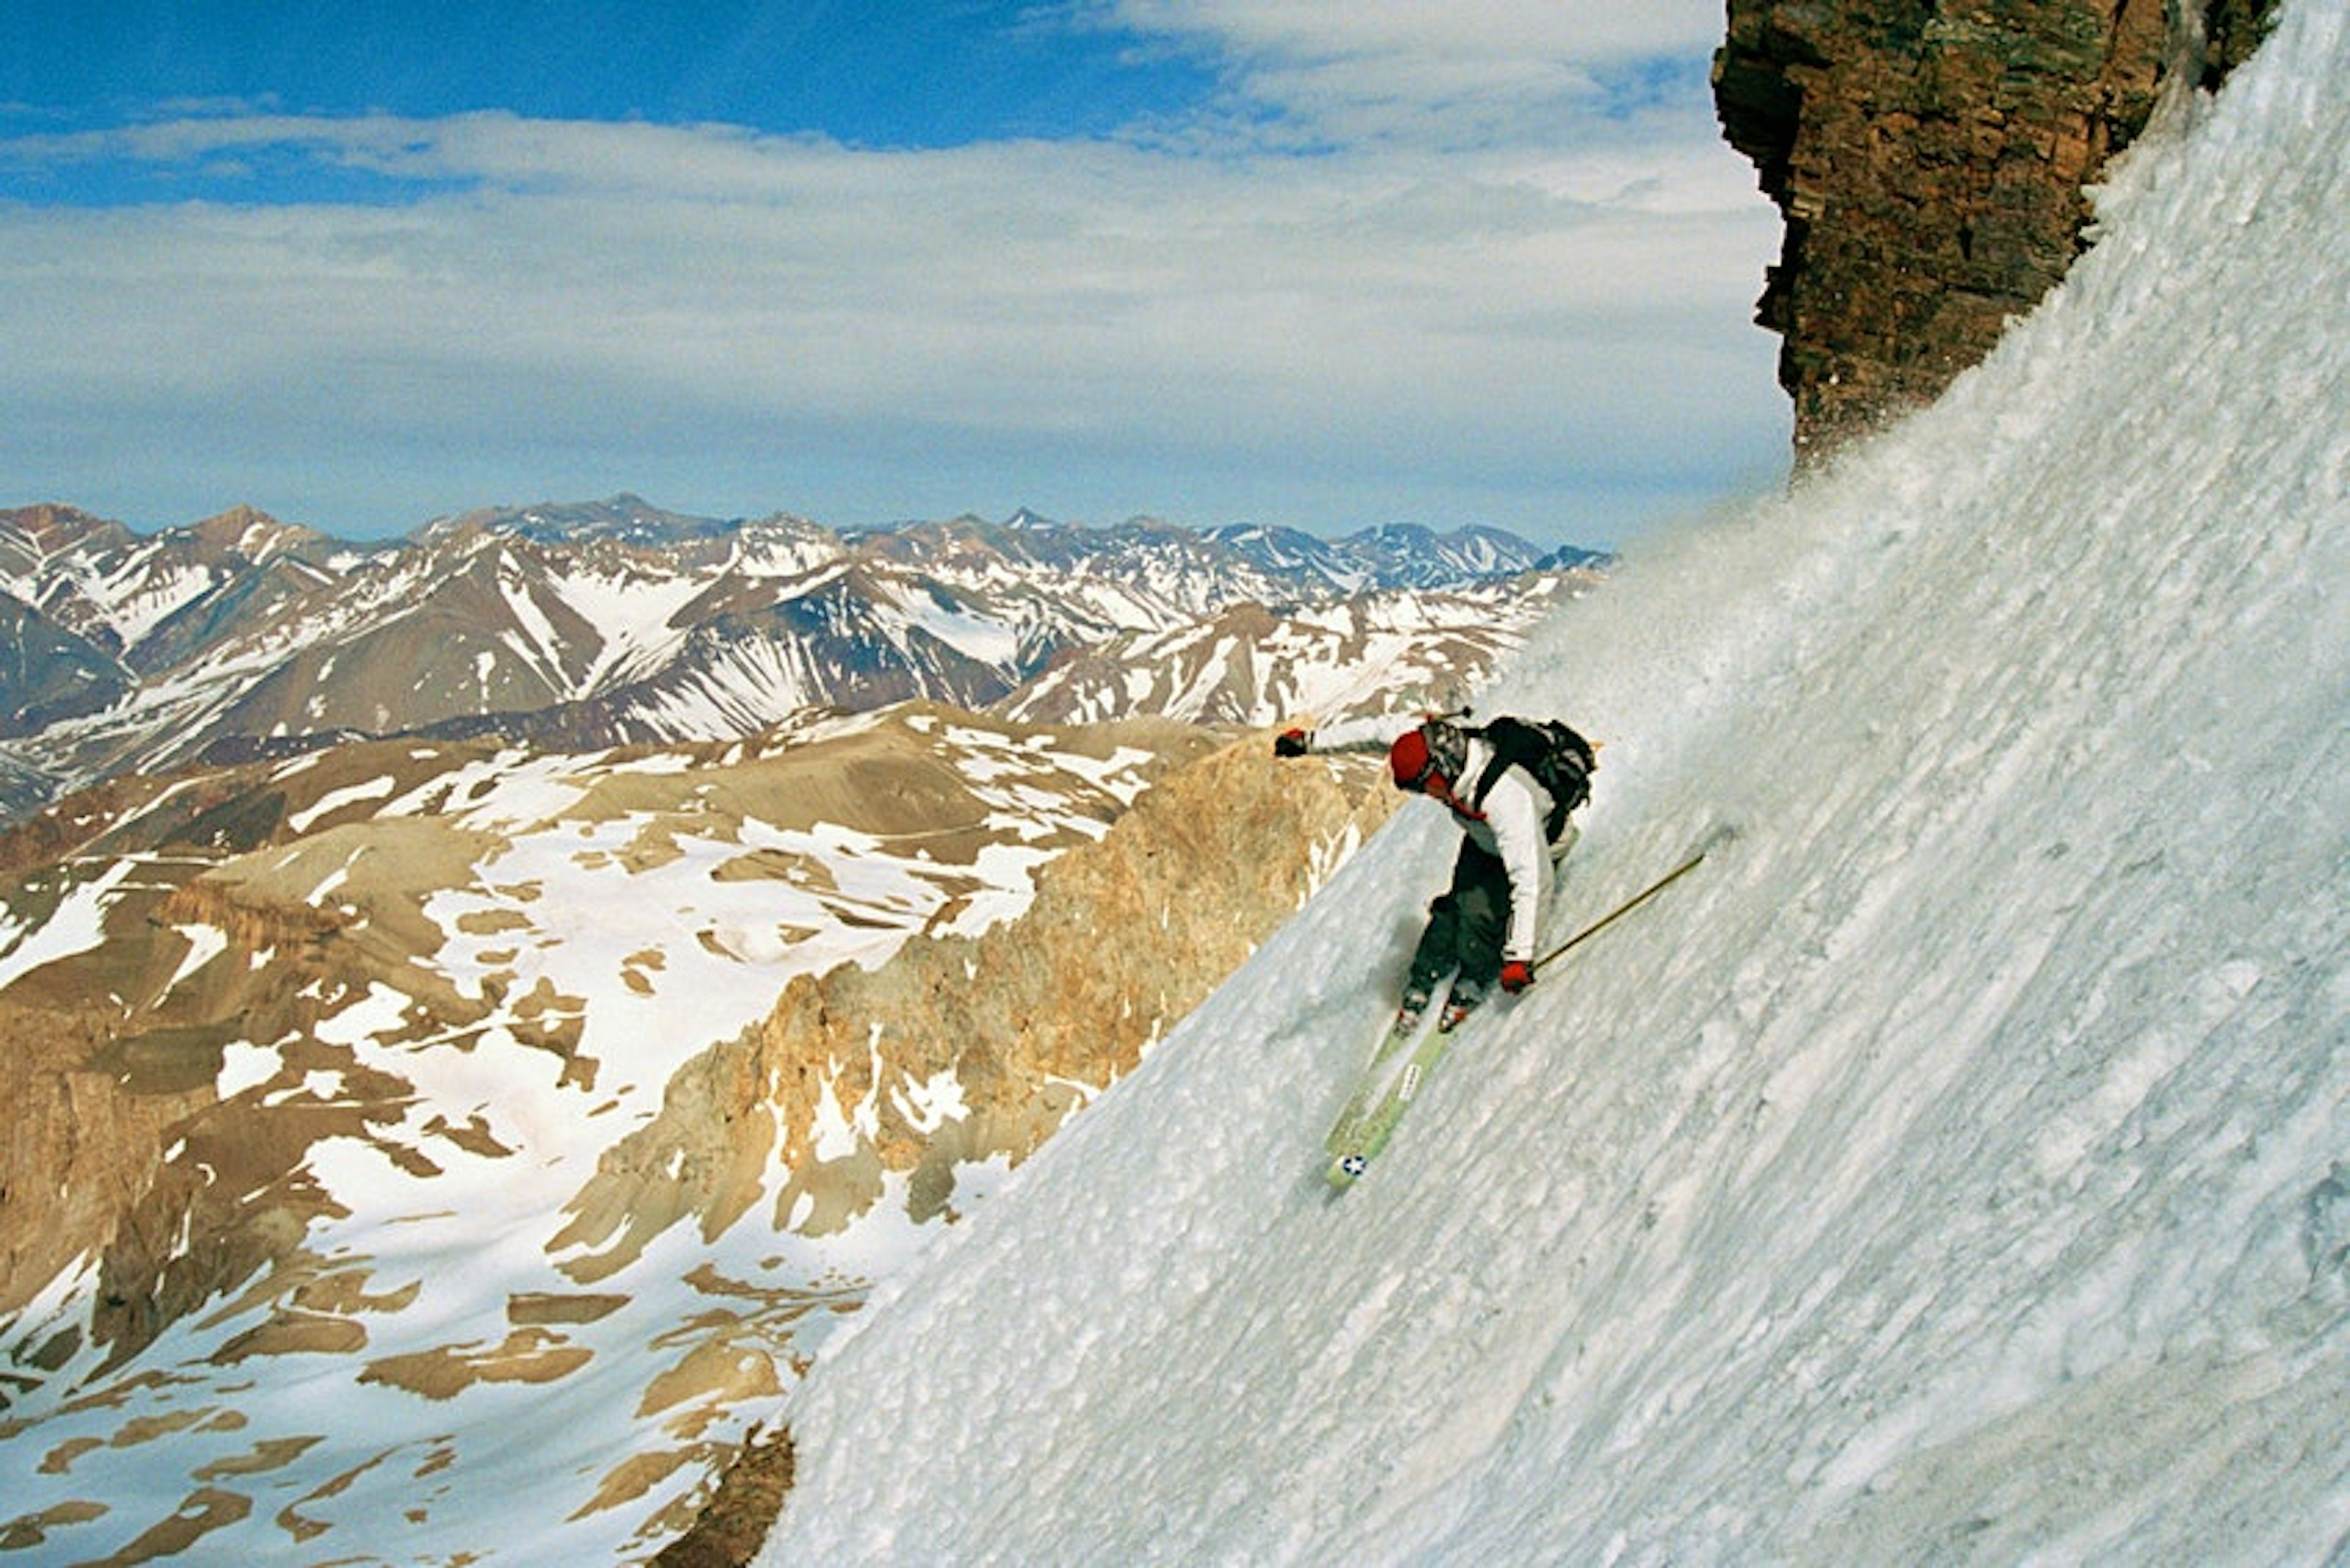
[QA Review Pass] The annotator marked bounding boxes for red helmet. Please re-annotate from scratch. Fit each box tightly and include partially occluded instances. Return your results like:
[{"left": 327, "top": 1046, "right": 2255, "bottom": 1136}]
[
  {"left": 1389, "top": 728, "right": 1431, "bottom": 789},
  {"left": 1388, "top": 720, "right": 1466, "bottom": 792}
]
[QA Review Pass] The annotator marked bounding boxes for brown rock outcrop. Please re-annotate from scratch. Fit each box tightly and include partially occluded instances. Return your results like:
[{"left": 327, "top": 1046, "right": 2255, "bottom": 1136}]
[
  {"left": 554, "top": 733, "right": 1398, "bottom": 1271},
  {"left": 1714, "top": 0, "right": 2280, "bottom": 458},
  {"left": 760, "top": 733, "right": 1399, "bottom": 1226}
]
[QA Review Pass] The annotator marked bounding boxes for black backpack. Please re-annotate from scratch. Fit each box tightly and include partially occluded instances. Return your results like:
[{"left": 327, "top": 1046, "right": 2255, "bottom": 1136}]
[{"left": 1464, "top": 716, "right": 1595, "bottom": 840}]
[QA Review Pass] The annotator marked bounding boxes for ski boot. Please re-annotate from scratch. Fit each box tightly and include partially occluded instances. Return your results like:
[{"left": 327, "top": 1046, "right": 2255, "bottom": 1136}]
[{"left": 1438, "top": 977, "right": 1488, "bottom": 1033}]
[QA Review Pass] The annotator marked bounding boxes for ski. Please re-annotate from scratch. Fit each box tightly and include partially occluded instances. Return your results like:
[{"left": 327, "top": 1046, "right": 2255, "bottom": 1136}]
[
  {"left": 1322, "top": 1002, "right": 1433, "bottom": 1163},
  {"left": 1324, "top": 835, "right": 1723, "bottom": 1192},
  {"left": 1324, "top": 1001, "right": 1469, "bottom": 1191}
]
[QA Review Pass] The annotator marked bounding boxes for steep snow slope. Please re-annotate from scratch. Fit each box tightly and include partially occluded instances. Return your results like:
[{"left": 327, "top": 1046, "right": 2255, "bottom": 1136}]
[{"left": 762, "top": 6, "right": 2349, "bottom": 1562}]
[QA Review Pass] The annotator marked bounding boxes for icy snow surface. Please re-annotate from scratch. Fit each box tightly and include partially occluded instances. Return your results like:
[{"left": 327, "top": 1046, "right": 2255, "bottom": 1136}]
[{"left": 763, "top": 7, "right": 2350, "bottom": 1563}]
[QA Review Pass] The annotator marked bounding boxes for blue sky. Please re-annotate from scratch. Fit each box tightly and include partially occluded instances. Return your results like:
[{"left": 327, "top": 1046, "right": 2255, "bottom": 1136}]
[{"left": 1, "top": 2, "right": 1788, "bottom": 545}]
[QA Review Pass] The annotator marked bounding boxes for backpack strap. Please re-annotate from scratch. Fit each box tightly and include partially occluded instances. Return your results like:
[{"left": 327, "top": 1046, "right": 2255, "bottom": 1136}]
[
  {"left": 1465, "top": 737, "right": 1512, "bottom": 816},
  {"left": 1464, "top": 717, "right": 1591, "bottom": 839}
]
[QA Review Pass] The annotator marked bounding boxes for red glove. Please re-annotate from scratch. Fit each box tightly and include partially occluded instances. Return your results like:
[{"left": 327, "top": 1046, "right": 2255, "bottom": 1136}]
[{"left": 1500, "top": 960, "right": 1534, "bottom": 993}]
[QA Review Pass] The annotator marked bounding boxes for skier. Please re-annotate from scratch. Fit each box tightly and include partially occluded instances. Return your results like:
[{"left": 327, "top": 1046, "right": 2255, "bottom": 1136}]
[{"left": 1274, "top": 711, "right": 1592, "bottom": 1030}]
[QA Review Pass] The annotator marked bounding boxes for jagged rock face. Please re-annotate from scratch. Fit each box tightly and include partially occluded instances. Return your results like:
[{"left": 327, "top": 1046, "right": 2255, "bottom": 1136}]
[
  {"left": 1714, "top": 0, "right": 2279, "bottom": 457},
  {"left": 559, "top": 736, "right": 1398, "bottom": 1269},
  {"left": 752, "top": 736, "right": 1399, "bottom": 1217}
]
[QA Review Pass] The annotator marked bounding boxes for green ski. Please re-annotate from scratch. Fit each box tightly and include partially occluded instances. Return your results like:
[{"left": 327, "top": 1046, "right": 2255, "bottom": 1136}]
[
  {"left": 1322, "top": 840, "right": 1718, "bottom": 1192},
  {"left": 1323, "top": 1008, "right": 1426, "bottom": 1163},
  {"left": 1325, "top": 1001, "right": 1468, "bottom": 1190}
]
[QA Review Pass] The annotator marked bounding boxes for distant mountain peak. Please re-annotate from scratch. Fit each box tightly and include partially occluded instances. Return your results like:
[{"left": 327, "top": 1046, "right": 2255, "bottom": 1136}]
[
  {"left": 0, "top": 495, "right": 1603, "bottom": 820},
  {"left": 186, "top": 505, "right": 325, "bottom": 564},
  {"left": 0, "top": 503, "right": 134, "bottom": 566},
  {"left": 417, "top": 494, "right": 742, "bottom": 548}
]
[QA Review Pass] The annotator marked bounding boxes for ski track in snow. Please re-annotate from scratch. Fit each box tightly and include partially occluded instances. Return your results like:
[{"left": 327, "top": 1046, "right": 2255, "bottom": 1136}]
[{"left": 764, "top": 7, "right": 2350, "bottom": 1563}]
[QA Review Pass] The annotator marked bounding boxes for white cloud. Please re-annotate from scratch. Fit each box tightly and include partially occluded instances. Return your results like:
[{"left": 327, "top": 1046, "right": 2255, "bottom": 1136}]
[
  {"left": 0, "top": 9, "right": 1785, "bottom": 543},
  {"left": 1090, "top": 0, "right": 1730, "bottom": 149},
  {"left": 1105, "top": 0, "right": 1725, "bottom": 58}
]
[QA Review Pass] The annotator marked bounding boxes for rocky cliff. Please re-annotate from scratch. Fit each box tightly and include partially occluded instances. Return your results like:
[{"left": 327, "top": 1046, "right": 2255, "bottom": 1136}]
[
  {"left": 554, "top": 734, "right": 1398, "bottom": 1277},
  {"left": 1714, "top": 0, "right": 2279, "bottom": 457}
]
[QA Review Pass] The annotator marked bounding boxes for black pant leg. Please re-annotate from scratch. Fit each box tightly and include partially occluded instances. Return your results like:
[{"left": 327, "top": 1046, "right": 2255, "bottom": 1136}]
[
  {"left": 1408, "top": 892, "right": 1460, "bottom": 995},
  {"left": 1409, "top": 838, "right": 1510, "bottom": 991},
  {"left": 1449, "top": 841, "right": 1512, "bottom": 987}
]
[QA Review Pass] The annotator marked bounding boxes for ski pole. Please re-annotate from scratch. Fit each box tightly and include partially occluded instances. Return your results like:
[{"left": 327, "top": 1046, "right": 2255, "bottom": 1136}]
[{"left": 1531, "top": 848, "right": 1708, "bottom": 975}]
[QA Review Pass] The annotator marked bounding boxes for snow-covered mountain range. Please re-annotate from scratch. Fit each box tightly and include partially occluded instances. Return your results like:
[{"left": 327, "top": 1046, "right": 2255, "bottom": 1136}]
[{"left": 0, "top": 499, "right": 1599, "bottom": 820}]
